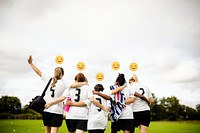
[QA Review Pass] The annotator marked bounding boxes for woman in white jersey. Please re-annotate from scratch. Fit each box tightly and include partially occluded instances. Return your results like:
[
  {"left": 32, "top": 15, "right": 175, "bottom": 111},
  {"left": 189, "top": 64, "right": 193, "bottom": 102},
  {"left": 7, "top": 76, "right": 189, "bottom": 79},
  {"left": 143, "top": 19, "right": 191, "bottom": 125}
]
[
  {"left": 28, "top": 55, "right": 86, "bottom": 133},
  {"left": 66, "top": 84, "right": 110, "bottom": 133},
  {"left": 129, "top": 74, "right": 154, "bottom": 133},
  {"left": 45, "top": 73, "right": 90, "bottom": 133},
  {"left": 94, "top": 74, "right": 136, "bottom": 133},
  {"left": 28, "top": 55, "right": 70, "bottom": 133}
]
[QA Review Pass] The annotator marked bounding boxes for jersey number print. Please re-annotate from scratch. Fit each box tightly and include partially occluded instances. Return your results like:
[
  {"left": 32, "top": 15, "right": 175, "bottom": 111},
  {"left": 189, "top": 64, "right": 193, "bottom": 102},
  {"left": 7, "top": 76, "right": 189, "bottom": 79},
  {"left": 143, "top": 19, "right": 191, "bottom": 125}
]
[
  {"left": 74, "top": 88, "right": 81, "bottom": 102},
  {"left": 139, "top": 88, "right": 145, "bottom": 95},
  {"left": 50, "top": 88, "right": 55, "bottom": 97},
  {"left": 96, "top": 98, "right": 102, "bottom": 112}
]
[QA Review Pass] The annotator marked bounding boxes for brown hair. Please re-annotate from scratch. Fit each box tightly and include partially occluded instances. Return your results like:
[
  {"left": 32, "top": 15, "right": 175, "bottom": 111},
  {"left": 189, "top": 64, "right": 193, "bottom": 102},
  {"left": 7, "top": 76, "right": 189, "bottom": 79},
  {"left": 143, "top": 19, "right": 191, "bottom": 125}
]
[
  {"left": 51, "top": 67, "right": 64, "bottom": 88},
  {"left": 75, "top": 73, "right": 87, "bottom": 82},
  {"left": 94, "top": 84, "right": 104, "bottom": 92}
]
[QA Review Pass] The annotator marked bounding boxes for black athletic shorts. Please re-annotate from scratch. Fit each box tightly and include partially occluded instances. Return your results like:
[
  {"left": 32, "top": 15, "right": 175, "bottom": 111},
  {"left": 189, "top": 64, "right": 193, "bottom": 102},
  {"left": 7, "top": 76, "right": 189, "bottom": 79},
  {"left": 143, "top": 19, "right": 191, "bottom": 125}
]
[
  {"left": 65, "top": 119, "right": 87, "bottom": 132},
  {"left": 42, "top": 112, "right": 63, "bottom": 127},
  {"left": 111, "top": 119, "right": 134, "bottom": 132},
  {"left": 133, "top": 110, "right": 151, "bottom": 127},
  {"left": 88, "top": 129, "right": 105, "bottom": 133}
]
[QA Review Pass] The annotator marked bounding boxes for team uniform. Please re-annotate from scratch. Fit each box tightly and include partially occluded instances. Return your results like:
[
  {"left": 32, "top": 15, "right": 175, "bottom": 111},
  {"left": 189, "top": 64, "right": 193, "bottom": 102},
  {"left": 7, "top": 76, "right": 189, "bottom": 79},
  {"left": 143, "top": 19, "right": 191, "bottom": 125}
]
[
  {"left": 86, "top": 89, "right": 109, "bottom": 133},
  {"left": 107, "top": 86, "right": 135, "bottom": 132},
  {"left": 62, "top": 84, "right": 91, "bottom": 132},
  {"left": 42, "top": 74, "right": 71, "bottom": 127},
  {"left": 131, "top": 83, "right": 153, "bottom": 128}
]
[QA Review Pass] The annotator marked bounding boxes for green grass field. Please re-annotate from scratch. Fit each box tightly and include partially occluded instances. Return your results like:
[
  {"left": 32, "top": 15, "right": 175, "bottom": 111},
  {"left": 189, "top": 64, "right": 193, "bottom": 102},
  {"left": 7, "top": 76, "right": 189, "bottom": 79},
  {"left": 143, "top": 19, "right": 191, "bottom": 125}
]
[{"left": 0, "top": 120, "right": 200, "bottom": 133}]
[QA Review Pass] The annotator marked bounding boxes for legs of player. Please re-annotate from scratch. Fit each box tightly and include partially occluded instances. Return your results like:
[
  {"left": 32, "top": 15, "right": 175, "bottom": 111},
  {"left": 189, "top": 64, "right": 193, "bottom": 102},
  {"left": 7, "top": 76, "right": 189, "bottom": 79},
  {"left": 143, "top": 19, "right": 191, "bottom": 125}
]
[
  {"left": 124, "top": 130, "right": 130, "bottom": 133},
  {"left": 44, "top": 126, "right": 51, "bottom": 133},
  {"left": 50, "top": 127, "right": 59, "bottom": 133},
  {"left": 139, "top": 125, "right": 148, "bottom": 133},
  {"left": 76, "top": 129, "right": 84, "bottom": 133}
]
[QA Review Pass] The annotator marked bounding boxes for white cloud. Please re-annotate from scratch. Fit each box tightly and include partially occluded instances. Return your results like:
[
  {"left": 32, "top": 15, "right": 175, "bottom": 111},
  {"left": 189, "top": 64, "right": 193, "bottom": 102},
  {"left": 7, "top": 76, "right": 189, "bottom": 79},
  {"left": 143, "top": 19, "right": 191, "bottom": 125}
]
[
  {"left": 164, "top": 60, "right": 200, "bottom": 83},
  {"left": 0, "top": 0, "right": 200, "bottom": 108}
]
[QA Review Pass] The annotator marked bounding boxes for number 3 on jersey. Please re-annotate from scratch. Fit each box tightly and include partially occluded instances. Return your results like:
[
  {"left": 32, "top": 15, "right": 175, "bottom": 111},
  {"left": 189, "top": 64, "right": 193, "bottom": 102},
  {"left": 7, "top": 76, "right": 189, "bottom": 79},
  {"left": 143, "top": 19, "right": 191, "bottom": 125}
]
[{"left": 74, "top": 88, "right": 81, "bottom": 102}]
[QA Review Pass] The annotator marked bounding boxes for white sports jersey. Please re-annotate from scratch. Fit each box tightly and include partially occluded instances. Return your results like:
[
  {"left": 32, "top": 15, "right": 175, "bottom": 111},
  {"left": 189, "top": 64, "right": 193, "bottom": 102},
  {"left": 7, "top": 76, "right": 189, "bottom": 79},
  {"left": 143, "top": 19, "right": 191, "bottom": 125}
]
[
  {"left": 42, "top": 74, "right": 71, "bottom": 114},
  {"left": 119, "top": 86, "right": 135, "bottom": 119},
  {"left": 104, "top": 86, "right": 135, "bottom": 119},
  {"left": 63, "top": 85, "right": 91, "bottom": 120},
  {"left": 87, "top": 89, "right": 108, "bottom": 130},
  {"left": 131, "top": 83, "right": 153, "bottom": 112}
]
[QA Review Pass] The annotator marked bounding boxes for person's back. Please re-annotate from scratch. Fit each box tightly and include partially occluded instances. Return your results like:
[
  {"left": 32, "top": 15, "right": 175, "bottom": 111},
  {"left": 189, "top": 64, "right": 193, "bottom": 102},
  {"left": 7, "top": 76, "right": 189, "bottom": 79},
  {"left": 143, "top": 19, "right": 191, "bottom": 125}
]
[
  {"left": 43, "top": 74, "right": 68, "bottom": 114},
  {"left": 65, "top": 84, "right": 90, "bottom": 119},
  {"left": 131, "top": 83, "right": 151, "bottom": 112},
  {"left": 88, "top": 91, "right": 108, "bottom": 130}
]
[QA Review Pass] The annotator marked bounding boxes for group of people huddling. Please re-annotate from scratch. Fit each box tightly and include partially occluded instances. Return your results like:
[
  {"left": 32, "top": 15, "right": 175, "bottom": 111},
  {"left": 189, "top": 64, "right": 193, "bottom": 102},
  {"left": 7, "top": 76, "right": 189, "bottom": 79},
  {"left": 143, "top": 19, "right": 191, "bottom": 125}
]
[{"left": 27, "top": 55, "right": 154, "bottom": 133}]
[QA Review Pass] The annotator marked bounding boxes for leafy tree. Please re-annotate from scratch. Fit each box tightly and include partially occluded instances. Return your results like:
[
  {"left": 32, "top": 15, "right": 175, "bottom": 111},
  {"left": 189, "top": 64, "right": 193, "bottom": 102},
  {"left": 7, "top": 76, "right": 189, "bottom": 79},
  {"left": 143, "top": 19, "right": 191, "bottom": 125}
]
[
  {"left": 159, "top": 96, "right": 181, "bottom": 120},
  {"left": 196, "top": 104, "right": 200, "bottom": 113},
  {"left": 151, "top": 98, "right": 166, "bottom": 120},
  {"left": 0, "top": 96, "right": 21, "bottom": 114}
]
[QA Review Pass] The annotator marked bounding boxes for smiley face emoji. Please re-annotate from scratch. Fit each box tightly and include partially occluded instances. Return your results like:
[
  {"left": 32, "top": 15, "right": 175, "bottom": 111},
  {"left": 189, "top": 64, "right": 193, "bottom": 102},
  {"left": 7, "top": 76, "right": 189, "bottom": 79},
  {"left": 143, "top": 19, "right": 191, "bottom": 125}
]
[
  {"left": 112, "top": 61, "right": 120, "bottom": 70},
  {"left": 76, "top": 62, "right": 85, "bottom": 71},
  {"left": 55, "top": 55, "right": 64, "bottom": 64},
  {"left": 129, "top": 62, "right": 138, "bottom": 71},
  {"left": 95, "top": 72, "right": 104, "bottom": 81}
]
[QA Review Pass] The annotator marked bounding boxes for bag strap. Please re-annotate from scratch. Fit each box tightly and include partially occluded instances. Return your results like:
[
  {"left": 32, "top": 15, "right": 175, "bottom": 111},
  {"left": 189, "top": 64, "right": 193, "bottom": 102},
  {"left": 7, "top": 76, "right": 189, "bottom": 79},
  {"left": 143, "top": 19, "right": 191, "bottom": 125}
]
[{"left": 41, "top": 78, "right": 52, "bottom": 98}]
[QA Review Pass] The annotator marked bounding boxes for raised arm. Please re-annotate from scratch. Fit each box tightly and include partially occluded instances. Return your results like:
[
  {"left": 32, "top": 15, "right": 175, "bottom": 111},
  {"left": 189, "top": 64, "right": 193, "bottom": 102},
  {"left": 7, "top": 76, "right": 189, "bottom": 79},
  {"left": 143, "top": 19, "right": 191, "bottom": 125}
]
[
  {"left": 27, "top": 55, "right": 42, "bottom": 77},
  {"left": 111, "top": 84, "right": 127, "bottom": 94}
]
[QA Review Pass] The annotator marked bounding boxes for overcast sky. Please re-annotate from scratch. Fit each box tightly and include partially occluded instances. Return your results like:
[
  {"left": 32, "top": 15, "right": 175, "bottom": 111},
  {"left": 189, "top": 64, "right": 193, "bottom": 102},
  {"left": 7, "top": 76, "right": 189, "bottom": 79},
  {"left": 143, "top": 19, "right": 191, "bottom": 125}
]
[{"left": 0, "top": 0, "right": 200, "bottom": 108}]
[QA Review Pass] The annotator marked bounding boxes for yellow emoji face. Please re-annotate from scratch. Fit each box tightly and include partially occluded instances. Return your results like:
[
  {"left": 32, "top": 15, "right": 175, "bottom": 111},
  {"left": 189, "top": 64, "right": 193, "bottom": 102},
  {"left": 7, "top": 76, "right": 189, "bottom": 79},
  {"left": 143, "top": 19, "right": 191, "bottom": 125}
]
[
  {"left": 96, "top": 72, "right": 104, "bottom": 81},
  {"left": 129, "top": 62, "right": 138, "bottom": 71},
  {"left": 55, "top": 55, "right": 64, "bottom": 64},
  {"left": 76, "top": 62, "right": 85, "bottom": 71},
  {"left": 112, "top": 61, "right": 120, "bottom": 70}
]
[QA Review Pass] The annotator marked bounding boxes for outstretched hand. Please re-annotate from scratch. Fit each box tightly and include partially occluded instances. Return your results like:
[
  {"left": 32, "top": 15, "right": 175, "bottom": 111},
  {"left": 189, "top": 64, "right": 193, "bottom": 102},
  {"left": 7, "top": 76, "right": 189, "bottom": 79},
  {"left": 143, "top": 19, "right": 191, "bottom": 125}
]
[{"left": 27, "top": 55, "right": 33, "bottom": 64}]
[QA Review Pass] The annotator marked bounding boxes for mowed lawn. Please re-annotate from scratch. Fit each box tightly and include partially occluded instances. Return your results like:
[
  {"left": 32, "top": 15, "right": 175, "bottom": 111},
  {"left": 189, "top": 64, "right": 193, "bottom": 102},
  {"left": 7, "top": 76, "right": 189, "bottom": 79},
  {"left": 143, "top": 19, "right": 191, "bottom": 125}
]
[{"left": 0, "top": 120, "right": 200, "bottom": 133}]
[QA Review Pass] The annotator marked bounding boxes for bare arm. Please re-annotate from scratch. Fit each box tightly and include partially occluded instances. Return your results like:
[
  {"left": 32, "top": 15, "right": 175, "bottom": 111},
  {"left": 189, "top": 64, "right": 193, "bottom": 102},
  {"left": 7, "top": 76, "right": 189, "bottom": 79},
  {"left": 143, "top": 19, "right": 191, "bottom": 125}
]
[
  {"left": 45, "top": 96, "right": 66, "bottom": 109},
  {"left": 66, "top": 101, "right": 86, "bottom": 107},
  {"left": 70, "top": 82, "right": 88, "bottom": 88},
  {"left": 89, "top": 96, "right": 110, "bottom": 112},
  {"left": 134, "top": 92, "right": 150, "bottom": 105},
  {"left": 93, "top": 91, "right": 111, "bottom": 100},
  {"left": 111, "top": 84, "right": 127, "bottom": 94},
  {"left": 149, "top": 97, "right": 154, "bottom": 105},
  {"left": 125, "top": 97, "right": 135, "bottom": 105},
  {"left": 27, "top": 55, "right": 42, "bottom": 77}
]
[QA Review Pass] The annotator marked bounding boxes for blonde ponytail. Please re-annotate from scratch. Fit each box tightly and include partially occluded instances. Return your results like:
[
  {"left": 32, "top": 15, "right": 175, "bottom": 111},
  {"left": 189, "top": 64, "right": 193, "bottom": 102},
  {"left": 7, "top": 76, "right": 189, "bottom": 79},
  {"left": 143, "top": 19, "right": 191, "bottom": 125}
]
[{"left": 51, "top": 67, "right": 64, "bottom": 88}]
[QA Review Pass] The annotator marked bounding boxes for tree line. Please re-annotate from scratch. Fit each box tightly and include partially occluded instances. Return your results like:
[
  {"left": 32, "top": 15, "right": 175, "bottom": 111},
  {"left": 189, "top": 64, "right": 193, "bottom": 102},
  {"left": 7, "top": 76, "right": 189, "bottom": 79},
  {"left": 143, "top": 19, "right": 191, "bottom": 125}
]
[{"left": 0, "top": 95, "right": 200, "bottom": 120}]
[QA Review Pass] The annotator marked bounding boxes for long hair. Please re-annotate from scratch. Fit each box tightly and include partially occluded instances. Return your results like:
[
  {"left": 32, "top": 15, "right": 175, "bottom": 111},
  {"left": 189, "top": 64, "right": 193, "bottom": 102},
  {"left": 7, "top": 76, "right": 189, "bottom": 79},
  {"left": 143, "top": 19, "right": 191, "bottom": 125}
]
[
  {"left": 51, "top": 67, "right": 64, "bottom": 88},
  {"left": 75, "top": 73, "right": 87, "bottom": 82},
  {"left": 115, "top": 73, "right": 126, "bottom": 86}
]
